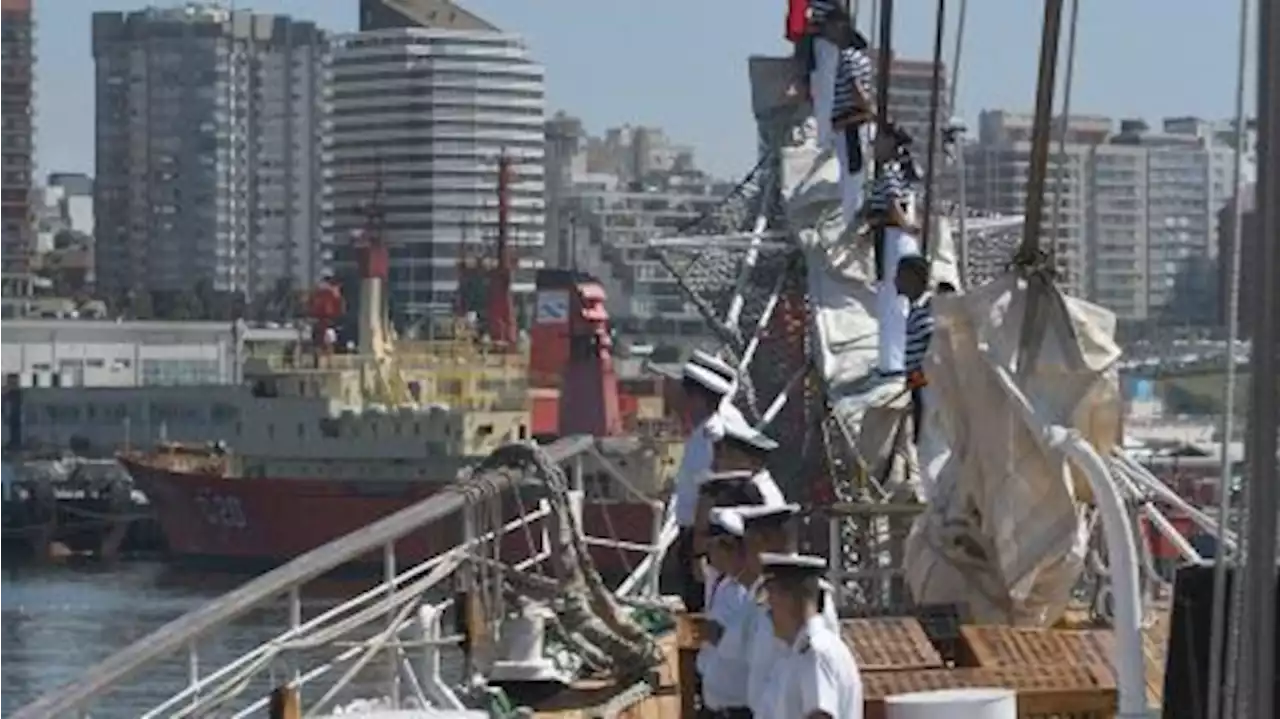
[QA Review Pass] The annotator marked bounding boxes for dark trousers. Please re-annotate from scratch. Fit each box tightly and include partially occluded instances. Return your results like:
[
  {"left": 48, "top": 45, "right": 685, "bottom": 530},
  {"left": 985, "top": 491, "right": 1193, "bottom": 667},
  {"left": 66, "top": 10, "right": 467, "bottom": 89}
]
[
  {"left": 793, "top": 33, "right": 816, "bottom": 76},
  {"left": 844, "top": 123, "right": 864, "bottom": 175},
  {"left": 911, "top": 386, "right": 924, "bottom": 443},
  {"left": 700, "top": 708, "right": 752, "bottom": 719},
  {"left": 677, "top": 527, "right": 704, "bottom": 612}
]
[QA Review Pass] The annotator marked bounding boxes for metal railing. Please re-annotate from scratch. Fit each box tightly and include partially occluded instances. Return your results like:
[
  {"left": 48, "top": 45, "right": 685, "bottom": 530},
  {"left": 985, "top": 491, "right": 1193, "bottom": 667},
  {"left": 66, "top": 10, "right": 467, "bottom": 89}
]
[{"left": 13, "top": 435, "right": 678, "bottom": 719}]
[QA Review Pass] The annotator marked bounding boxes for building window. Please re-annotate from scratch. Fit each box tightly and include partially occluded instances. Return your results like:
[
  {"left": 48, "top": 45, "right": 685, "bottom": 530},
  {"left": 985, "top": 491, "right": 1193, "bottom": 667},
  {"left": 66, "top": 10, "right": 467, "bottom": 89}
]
[{"left": 140, "top": 359, "right": 220, "bottom": 386}]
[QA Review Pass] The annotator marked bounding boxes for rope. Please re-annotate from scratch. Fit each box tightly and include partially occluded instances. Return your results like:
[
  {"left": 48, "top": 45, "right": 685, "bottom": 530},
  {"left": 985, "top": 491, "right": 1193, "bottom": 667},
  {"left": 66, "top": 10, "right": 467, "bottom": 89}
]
[
  {"left": 919, "top": 0, "right": 948, "bottom": 259},
  {"left": 466, "top": 443, "right": 664, "bottom": 681},
  {"left": 1047, "top": 0, "right": 1080, "bottom": 270},
  {"left": 1206, "top": 1, "right": 1255, "bottom": 716}
]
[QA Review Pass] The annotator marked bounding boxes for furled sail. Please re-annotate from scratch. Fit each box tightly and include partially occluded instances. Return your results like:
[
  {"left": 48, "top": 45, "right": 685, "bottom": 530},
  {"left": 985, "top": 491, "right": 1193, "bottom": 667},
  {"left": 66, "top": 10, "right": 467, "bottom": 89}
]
[{"left": 903, "top": 276, "right": 1123, "bottom": 625}]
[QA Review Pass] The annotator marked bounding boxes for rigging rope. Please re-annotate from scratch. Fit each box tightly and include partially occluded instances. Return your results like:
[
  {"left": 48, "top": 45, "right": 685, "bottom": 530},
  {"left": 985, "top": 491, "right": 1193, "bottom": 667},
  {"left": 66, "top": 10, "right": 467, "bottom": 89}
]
[
  {"left": 1047, "top": 0, "right": 1080, "bottom": 271},
  {"left": 919, "top": 0, "right": 948, "bottom": 258},
  {"left": 1206, "top": 1, "right": 1256, "bottom": 717}
]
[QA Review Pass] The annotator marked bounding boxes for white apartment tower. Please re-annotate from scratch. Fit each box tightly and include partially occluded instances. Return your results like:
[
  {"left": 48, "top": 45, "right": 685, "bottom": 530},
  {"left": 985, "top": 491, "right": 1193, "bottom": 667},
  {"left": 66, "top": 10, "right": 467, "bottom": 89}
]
[
  {"left": 92, "top": 6, "right": 329, "bottom": 305},
  {"left": 327, "top": 11, "right": 545, "bottom": 324}
]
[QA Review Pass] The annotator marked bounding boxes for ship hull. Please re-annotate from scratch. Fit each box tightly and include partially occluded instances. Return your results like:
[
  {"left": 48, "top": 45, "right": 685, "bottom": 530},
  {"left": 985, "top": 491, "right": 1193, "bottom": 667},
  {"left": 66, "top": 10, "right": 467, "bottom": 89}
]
[{"left": 124, "top": 459, "right": 664, "bottom": 578}]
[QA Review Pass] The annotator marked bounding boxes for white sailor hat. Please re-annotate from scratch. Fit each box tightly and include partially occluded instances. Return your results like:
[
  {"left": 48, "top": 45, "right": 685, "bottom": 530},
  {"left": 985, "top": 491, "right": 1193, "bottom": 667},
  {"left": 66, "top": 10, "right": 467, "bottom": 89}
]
[
  {"left": 681, "top": 350, "right": 737, "bottom": 397},
  {"left": 734, "top": 503, "right": 801, "bottom": 529},
  {"left": 720, "top": 415, "right": 779, "bottom": 453},
  {"left": 707, "top": 507, "right": 746, "bottom": 538},
  {"left": 759, "top": 552, "right": 827, "bottom": 580}
]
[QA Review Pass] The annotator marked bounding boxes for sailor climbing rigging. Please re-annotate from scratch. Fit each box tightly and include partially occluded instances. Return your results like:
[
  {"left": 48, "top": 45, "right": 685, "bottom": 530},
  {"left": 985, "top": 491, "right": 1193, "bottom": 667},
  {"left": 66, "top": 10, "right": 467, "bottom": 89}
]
[
  {"left": 863, "top": 123, "right": 924, "bottom": 377},
  {"left": 897, "top": 255, "right": 937, "bottom": 445},
  {"left": 831, "top": 29, "right": 874, "bottom": 224},
  {"left": 757, "top": 553, "right": 864, "bottom": 719}
]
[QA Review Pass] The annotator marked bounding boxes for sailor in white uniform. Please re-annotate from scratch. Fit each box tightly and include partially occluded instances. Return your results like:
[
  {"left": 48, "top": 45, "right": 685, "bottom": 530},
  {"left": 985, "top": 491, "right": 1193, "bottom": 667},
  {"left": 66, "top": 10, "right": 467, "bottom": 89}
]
[
  {"left": 695, "top": 420, "right": 787, "bottom": 606},
  {"left": 758, "top": 553, "right": 863, "bottom": 719},
  {"left": 695, "top": 508, "right": 754, "bottom": 718},
  {"left": 716, "top": 504, "right": 840, "bottom": 717},
  {"left": 661, "top": 349, "right": 748, "bottom": 611}
]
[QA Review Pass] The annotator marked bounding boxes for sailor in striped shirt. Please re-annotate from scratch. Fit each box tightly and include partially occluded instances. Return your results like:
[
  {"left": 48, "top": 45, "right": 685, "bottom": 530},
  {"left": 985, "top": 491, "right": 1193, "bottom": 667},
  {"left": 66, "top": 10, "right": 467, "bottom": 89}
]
[{"left": 896, "top": 255, "right": 935, "bottom": 443}]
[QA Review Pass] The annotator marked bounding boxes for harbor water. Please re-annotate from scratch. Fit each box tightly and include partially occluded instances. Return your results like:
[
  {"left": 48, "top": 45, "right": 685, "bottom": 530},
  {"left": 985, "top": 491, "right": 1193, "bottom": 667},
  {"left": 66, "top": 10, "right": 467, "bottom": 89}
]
[{"left": 1, "top": 559, "right": 462, "bottom": 717}]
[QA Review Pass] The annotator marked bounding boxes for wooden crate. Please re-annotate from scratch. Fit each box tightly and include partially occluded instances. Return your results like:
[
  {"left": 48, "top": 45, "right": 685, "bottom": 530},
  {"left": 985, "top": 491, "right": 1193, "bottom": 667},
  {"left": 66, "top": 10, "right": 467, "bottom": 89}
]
[
  {"left": 957, "top": 624, "right": 1168, "bottom": 708},
  {"left": 841, "top": 617, "right": 946, "bottom": 671},
  {"left": 862, "top": 664, "right": 1117, "bottom": 719}
]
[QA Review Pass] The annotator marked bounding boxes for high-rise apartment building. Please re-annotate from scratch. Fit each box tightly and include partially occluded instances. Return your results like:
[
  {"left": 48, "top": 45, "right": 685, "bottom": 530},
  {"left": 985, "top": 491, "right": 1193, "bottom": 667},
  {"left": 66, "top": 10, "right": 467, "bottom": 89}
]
[
  {"left": 962, "top": 112, "right": 1243, "bottom": 323},
  {"left": 326, "top": 11, "right": 545, "bottom": 323},
  {"left": 92, "top": 6, "right": 329, "bottom": 306},
  {"left": 2, "top": 0, "right": 35, "bottom": 274}
]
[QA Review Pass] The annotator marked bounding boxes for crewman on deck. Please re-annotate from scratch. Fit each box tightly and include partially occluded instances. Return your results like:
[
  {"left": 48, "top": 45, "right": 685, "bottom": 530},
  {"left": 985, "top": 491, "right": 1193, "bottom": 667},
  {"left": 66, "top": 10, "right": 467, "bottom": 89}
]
[
  {"left": 695, "top": 508, "right": 754, "bottom": 718},
  {"left": 694, "top": 419, "right": 786, "bottom": 606},
  {"left": 757, "top": 553, "right": 863, "bottom": 719},
  {"left": 668, "top": 350, "right": 748, "bottom": 612},
  {"left": 696, "top": 469, "right": 769, "bottom": 609},
  {"left": 716, "top": 504, "right": 840, "bottom": 717}
]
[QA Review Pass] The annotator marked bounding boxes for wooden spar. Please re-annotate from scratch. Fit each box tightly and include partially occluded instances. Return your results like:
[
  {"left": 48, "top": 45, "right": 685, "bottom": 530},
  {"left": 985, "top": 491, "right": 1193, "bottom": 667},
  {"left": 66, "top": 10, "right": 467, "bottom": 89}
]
[
  {"left": 919, "top": 0, "right": 947, "bottom": 258},
  {"left": 1017, "top": 0, "right": 1065, "bottom": 259},
  {"left": 12, "top": 435, "right": 597, "bottom": 719},
  {"left": 1240, "top": 0, "right": 1279, "bottom": 714}
]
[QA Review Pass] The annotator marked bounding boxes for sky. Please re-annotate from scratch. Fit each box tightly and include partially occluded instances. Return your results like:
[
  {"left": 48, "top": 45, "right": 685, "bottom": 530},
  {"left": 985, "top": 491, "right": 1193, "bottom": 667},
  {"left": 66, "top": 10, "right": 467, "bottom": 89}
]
[{"left": 32, "top": 0, "right": 1257, "bottom": 180}]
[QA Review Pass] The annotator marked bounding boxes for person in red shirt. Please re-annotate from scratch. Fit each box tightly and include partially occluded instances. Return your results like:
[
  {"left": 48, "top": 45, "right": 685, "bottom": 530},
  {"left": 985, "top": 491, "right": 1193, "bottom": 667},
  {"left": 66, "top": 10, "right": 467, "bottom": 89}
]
[{"left": 785, "top": 0, "right": 813, "bottom": 100}]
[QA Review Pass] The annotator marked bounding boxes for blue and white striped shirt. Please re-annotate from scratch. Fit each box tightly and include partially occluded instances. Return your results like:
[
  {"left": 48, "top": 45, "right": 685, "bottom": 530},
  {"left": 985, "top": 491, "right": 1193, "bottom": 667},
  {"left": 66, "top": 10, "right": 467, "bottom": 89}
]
[
  {"left": 904, "top": 293, "right": 935, "bottom": 374},
  {"left": 832, "top": 46, "right": 873, "bottom": 121},
  {"left": 865, "top": 161, "right": 909, "bottom": 216},
  {"left": 808, "top": 0, "right": 840, "bottom": 27}
]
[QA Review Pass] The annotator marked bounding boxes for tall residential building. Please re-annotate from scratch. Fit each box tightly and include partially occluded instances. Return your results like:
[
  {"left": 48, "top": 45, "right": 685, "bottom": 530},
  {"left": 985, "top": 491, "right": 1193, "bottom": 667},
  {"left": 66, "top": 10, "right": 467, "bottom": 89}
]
[
  {"left": 963, "top": 111, "right": 1110, "bottom": 297},
  {"left": 1217, "top": 186, "right": 1261, "bottom": 338},
  {"left": 962, "top": 112, "right": 1242, "bottom": 322},
  {"left": 326, "top": 12, "right": 545, "bottom": 323},
  {"left": 879, "top": 53, "right": 950, "bottom": 153},
  {"left": 558, "top": 171, "right": 738, "bottom": 340},
  {"left": 92, "top": 6, "right": 329, "bottom": 306},
  {"left": 2, "top": 0, "right": 35, "bottom": 274}
]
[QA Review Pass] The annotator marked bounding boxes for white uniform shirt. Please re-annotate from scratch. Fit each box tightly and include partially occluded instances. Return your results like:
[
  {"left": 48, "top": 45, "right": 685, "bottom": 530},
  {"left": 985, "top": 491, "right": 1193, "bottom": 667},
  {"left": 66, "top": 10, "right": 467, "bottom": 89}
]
[
  {"left": 673, "top": 402, "right": 748, "bottom": 527},
  {"left": 736, "top": 577, "right": 841, "bottom": 715},
  {"left": 697, "top": 575, "right": 752, "bottom": 709},
  {"left": 767, "top": 614, "right": 864, "bottom": 719}
]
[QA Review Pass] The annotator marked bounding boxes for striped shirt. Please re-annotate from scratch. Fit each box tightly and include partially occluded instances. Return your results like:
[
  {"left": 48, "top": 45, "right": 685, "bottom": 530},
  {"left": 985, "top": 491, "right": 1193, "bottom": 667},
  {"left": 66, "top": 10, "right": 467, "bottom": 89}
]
[
  {"left": 865, "top": 161, "right": 910, "bottom": 216},
  {"left": 904, "top": 293, "right": 935, "bottom": 374},
  {"left": 832, "top": 46, "right": 873, "bottom": 121},
  {"left": 808, "top": 0, "right": 839, "bottom": 26}
]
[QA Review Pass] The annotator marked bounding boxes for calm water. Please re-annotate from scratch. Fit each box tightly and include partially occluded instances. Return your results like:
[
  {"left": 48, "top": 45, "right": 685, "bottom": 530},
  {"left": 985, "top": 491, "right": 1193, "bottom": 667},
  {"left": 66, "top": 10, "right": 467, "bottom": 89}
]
[{"left": 2, "top": 560, "right": 450, "bottom": 717}]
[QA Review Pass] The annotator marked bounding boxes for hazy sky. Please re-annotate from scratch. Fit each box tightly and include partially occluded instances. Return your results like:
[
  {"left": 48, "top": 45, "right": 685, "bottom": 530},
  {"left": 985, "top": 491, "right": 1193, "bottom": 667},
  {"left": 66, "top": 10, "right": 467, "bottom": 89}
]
[{"left": 33, "top": 0, "right": 1257, "bottom": 180}]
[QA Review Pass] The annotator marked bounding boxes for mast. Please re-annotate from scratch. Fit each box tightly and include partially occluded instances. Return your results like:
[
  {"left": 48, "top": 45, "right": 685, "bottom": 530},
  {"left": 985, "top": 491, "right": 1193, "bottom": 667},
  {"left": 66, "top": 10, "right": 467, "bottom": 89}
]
[{"left": 1239, "top": 0, "right": 1279, "bottom": 714}]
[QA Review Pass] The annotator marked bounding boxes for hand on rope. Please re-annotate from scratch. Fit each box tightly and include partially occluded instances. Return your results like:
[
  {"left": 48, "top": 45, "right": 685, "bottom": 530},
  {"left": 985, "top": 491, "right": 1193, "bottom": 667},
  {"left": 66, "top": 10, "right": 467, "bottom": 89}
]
[{"left": 906, "top": 369, "right": 929, "bottom": 390}]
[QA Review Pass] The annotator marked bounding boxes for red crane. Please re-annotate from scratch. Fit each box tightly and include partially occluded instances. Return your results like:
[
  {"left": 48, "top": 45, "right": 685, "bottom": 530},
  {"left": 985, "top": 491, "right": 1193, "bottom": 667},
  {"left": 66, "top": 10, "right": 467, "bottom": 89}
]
[{"left": 457, "top": 153, "right": 518, "bottom": 347}]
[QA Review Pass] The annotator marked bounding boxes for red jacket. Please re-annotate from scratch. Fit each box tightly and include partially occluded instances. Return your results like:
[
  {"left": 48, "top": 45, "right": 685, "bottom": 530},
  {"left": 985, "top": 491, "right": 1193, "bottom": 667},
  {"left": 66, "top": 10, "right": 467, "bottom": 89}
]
[{"left": 786, "top": 0, "right": 809, "bottom": 43}]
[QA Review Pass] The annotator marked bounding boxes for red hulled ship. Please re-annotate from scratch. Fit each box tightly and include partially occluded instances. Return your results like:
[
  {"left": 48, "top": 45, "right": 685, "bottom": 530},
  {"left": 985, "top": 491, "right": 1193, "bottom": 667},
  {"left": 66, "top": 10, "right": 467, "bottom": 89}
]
[{"left": 121, "top": 158, "right": 681, "bottom": 574}]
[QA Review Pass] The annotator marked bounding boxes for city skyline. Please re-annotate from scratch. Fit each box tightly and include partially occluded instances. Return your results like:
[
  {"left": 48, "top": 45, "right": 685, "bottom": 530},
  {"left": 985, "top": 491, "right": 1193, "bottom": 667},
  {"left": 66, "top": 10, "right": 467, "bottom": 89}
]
[{"left": 30, "top": 0, "right": 1258, "bottom": 180}]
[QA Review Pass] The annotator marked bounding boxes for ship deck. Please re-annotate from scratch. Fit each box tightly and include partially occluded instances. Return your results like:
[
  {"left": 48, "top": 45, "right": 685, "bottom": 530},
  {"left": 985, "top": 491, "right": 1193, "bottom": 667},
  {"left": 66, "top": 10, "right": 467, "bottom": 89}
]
[
  {"left": 531, "top": 634, "right": 681, "bottom": 718},
  {"left": 652, "top": 607, "right": 1172, "bottom": 718}
]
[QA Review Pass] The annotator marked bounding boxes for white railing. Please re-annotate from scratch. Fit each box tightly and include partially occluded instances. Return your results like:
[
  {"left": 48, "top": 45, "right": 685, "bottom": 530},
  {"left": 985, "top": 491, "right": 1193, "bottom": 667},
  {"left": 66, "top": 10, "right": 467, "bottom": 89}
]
[{"left": 13, "top": 435, "right": 679, "bottom": 719}]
